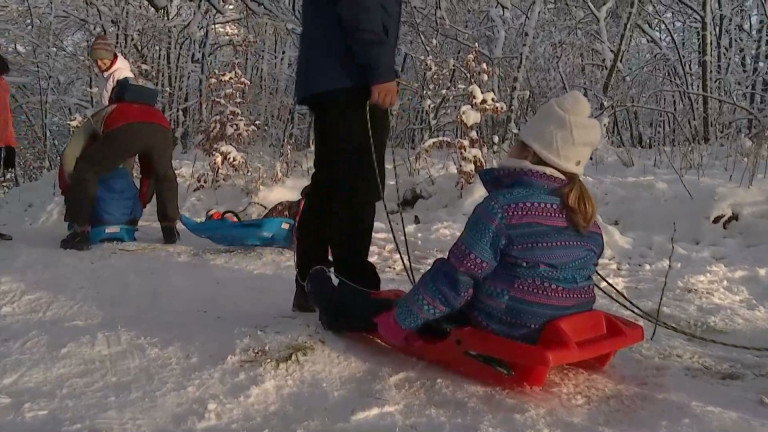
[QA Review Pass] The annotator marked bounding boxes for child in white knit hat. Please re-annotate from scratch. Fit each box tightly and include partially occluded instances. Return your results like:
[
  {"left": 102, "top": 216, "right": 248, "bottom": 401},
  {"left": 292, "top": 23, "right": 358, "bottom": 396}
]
[
  {"left": 307, "top": 91, "right": 606, "bottom": 347},
  {"left": 89, "top": 34, "right": 134, "bottom": 106}
]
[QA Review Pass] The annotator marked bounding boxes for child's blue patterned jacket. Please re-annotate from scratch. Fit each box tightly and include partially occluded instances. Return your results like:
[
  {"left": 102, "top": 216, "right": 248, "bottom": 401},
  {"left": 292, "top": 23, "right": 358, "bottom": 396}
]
[{"left": 394, "top": 160, "right": 604, "bottom": 343}]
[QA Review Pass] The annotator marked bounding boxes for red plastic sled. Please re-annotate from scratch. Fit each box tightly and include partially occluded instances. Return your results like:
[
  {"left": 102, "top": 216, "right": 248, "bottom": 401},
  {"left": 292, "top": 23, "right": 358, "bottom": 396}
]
[{"left": 365, "top": 290, "right": 644, "bottom": 389}]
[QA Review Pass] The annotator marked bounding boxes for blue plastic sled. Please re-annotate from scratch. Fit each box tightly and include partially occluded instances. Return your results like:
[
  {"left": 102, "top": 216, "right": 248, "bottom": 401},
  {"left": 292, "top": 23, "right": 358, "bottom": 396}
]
[{"left": 180, "top": 214, "right": 295, "bottom": 248}]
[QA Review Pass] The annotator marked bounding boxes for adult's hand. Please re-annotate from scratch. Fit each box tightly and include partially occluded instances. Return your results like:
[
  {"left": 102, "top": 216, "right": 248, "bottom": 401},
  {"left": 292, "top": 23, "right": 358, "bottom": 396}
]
[{"left": 370, "top": 81, "right": 398, "bottom": 109}]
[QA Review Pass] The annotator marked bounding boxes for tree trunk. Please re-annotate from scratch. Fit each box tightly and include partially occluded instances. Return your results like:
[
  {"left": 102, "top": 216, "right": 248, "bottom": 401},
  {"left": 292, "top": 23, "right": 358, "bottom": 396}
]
[
  {"left": 749, "top": 6, "right": 768, "bottom": 132},
  {"left": 503, "top": 0, "right": 543, "bottom": 147},
  {"left": 602, "top": 0, "right": 640, "bottom": 96},
  {"left": 701, "top": 0, "right": 712, "bottom": 146}
]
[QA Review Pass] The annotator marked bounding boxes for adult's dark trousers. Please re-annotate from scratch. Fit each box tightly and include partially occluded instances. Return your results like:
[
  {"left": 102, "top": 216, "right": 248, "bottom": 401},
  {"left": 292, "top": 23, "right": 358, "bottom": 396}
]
[
  {"left": 1, "top": 146, "right": 15, "bottom": 170},
  {"left": 64, "top": 122, "right": 179, "bottom": 227},
  {"left": 296, "top": 88, "right": 389, "bottom": 290}
]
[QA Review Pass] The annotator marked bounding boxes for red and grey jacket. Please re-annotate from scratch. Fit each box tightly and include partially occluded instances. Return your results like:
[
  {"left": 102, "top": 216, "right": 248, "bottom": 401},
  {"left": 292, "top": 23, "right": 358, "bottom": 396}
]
[{"left": 58, "top": 103, "right": 171, "bottom": 207}]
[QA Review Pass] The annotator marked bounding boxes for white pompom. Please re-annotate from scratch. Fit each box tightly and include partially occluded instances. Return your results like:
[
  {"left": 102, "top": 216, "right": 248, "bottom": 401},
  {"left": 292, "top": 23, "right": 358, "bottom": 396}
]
[{"left": 554, "top": 91, "right": 592, "bottom": 118}]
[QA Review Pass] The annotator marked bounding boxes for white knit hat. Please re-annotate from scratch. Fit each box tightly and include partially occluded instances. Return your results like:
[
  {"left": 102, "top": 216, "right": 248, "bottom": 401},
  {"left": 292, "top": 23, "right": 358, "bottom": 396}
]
[{"left": 518, "top": 91, "right": 601, "bottom": 176}]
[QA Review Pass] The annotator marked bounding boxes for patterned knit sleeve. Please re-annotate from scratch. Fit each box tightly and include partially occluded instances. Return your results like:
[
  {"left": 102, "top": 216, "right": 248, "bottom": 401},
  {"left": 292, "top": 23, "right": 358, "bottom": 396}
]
[
  {"left": 446, "top": 195, "right": 506, "bottom": 280},
  {"left": 394, "top": 196, "right": 506, "bottom": 330}
]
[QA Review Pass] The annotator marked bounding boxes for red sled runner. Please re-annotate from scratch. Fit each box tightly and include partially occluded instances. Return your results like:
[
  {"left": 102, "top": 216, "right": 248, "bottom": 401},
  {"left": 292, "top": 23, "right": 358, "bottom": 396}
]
[{"left": 365, "top": 290, "right": 644, "bottom": 389}]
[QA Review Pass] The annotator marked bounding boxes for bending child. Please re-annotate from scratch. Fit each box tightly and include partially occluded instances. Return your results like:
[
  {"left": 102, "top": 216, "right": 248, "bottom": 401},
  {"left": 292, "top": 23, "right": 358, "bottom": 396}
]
[{"left": 306, "top": 91, "right": 605, "bottom": 346}]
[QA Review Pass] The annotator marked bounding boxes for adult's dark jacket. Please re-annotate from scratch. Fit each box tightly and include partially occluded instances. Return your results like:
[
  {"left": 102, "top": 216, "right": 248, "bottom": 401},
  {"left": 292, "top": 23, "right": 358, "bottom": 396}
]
[{"left": 295, "top": 0, "right": 402, "bottom": 104}]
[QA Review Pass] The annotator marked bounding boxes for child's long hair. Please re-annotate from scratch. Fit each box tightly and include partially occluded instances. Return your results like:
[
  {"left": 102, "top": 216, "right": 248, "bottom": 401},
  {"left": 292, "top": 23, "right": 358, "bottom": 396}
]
[
  {"left": 558, "top": 172, "right": 597, "bottom": 232},
  {"left": 524, "top": 144, "right": 597, "bottom": 232}
]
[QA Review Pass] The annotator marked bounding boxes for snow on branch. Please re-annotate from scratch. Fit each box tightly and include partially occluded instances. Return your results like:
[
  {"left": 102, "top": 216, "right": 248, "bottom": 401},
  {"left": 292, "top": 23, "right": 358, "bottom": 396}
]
[{"left": 414, "top": 48, "right": 507, "bottom": 190}]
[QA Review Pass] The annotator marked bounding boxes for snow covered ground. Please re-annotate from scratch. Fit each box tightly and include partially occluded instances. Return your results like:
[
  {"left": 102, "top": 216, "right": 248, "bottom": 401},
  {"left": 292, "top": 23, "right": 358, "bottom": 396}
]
[{"left": 1, "top": 149, "right": 767, "bottom": 431}]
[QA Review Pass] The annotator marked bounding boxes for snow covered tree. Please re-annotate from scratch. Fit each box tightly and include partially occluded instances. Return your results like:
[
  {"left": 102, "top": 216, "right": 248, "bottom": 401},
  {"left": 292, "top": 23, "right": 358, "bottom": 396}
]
[
  {"left": 196, "top": 63, "right": 257, "bottom": 189},
  {"left": 1, "top": 0, "right": 767, "bottom": 189}
]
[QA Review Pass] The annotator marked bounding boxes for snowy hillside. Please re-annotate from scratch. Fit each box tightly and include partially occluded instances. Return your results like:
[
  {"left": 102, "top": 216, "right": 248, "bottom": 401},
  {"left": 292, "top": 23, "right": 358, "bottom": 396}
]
[{"left": 1, "top": 151, "right": 767, "bottom": 432}]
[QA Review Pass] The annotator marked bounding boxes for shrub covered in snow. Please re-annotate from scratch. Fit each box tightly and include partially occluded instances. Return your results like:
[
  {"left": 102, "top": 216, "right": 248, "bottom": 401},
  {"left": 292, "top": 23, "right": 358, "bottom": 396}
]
[
  {"left": 415, "top": 49, "right": 507, "bottom": 190},
  {"left": 196, "top": 63, "right": 258, "bottom": 191}
]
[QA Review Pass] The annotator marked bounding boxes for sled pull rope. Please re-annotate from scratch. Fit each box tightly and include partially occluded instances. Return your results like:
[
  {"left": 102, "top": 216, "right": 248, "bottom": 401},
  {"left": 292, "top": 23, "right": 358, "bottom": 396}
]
[
  {"left": 317, "top": 265, "right": 381, "bottom": 292},
  {"left": 388, "top": 112, "right": 417, "bottom": 283},
  {"left": 366, "top": 103, "right": 416, "bottom": 286},
  {"left": 595, "top": 271, "right": 768, "bottom": 352},
  {"left": 296, "top": 265, "right": 382, "bottom": 294}
]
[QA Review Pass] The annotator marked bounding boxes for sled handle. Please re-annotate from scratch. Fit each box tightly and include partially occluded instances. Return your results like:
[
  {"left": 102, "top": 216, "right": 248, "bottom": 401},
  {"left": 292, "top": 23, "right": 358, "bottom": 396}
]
[{"left": 221, "top": 210, "right": 242, "bottom": 222}]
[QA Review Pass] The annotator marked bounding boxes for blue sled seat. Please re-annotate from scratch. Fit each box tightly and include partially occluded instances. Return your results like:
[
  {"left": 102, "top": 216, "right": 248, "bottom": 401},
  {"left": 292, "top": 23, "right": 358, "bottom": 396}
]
[{"left": 68, "top": 167, "right": 143, "bottom": 244}]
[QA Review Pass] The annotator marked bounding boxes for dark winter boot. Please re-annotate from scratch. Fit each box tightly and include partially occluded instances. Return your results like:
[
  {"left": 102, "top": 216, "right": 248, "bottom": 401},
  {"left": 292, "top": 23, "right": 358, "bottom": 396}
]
[
  {"left": 161, "top": 225, "right": 180, "bottom": 244},
  {"left": 306, "top": 267, "right": 393, "bottom": 333},
  {"left": 60, "top": 229, "right": 91, "bottom": 251},
  {"left": 0, "top": 232, "right": 12, "bottom": 241},
  {"left": 293, "top": 275, "right": 316, "bottom": 313},
  {"left": 305, "top": 267, "right": 336, "bottom": 312},
  {"left": 305, "top": 268, "right": 345, "bottom": 331}
]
